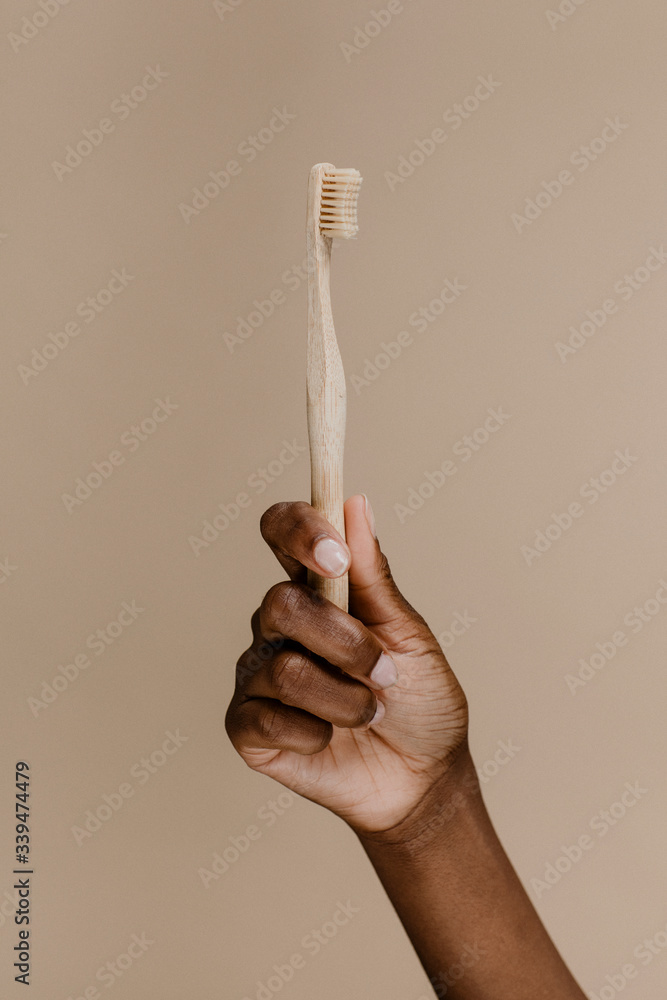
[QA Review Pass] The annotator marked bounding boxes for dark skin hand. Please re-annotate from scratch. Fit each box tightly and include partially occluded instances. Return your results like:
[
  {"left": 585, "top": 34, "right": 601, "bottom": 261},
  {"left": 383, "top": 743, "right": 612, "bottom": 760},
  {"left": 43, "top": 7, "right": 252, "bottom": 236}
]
[{"left": 226, "top": 495, "right": 587, "bottom": 999}]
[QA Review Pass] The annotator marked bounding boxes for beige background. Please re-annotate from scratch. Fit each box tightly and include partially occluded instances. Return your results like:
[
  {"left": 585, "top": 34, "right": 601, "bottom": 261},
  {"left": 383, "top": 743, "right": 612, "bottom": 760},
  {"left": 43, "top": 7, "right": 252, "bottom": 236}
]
[{"left": 2, "top": 0, "right": 667, "bottom": 997}]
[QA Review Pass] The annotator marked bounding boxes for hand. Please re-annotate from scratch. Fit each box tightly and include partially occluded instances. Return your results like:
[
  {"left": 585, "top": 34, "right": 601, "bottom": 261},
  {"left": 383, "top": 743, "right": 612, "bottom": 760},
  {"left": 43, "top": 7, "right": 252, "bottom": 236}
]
[{"left": 225, "top": 495, "right": 469, "bottom": 836}]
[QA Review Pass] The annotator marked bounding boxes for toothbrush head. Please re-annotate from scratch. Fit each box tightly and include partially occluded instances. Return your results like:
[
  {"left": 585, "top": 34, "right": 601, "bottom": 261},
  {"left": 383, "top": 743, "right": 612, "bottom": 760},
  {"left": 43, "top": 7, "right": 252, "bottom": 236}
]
[{"left": 319, "top": 167, "right": 362, "bottom": 240}]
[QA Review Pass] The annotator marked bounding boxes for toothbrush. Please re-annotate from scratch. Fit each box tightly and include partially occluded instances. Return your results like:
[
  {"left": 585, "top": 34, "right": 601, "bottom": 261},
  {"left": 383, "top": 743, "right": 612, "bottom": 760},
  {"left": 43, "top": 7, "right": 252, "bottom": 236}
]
[{"left": 305, "top": 163, "right": 362, "bottom": 612}]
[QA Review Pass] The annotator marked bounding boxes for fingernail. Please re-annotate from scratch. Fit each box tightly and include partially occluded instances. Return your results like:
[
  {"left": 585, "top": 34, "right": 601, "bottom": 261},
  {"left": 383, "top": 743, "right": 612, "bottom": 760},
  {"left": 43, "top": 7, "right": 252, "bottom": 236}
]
[
  {"left": 313, "top": 537, "right": 350, "bottom": 577},
  {"left": 369, "top": 652, "right": 398, "bottom": 689},
  {"left": 362, "top": 493, "right": 377, "bottom": 538},
  {"left": 367, "top": 699, "right": 385, "bottom": 727}
]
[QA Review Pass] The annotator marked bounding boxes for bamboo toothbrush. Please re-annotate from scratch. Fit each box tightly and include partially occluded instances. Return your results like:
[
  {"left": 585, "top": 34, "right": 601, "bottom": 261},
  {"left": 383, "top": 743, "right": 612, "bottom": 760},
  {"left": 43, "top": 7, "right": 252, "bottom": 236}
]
[{"left": 305, "top": 163, "right": 362, "bottom": 612}]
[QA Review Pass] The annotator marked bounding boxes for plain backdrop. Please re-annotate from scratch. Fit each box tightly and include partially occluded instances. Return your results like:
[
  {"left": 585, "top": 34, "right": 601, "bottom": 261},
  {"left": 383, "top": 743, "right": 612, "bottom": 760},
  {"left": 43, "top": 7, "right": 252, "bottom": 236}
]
[{"left": 2, "top": 0, "right": 667, "bottom": 997}]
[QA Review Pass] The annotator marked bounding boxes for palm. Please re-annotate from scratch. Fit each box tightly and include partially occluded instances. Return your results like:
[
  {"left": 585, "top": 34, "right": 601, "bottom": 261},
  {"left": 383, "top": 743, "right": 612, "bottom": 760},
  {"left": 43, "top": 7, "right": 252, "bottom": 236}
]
[{"left": 240, "top": 639, "right": 468, "bottom": 833}]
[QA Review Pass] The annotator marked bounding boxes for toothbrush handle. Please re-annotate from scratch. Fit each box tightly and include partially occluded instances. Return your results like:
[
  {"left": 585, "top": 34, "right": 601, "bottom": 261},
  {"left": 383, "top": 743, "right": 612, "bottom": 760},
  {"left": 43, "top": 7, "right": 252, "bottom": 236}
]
[
  {"left": 306, "top": 385, "right": 348, "bottom": 611},
  {"left": 306, "top": 163, "right": 348, "bottom": 612}
]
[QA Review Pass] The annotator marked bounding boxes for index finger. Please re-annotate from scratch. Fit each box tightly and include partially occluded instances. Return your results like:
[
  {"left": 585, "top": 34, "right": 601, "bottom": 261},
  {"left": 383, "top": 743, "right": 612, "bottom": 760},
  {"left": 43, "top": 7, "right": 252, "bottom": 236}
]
[{"left": 260, "top": 501, "right": 351, "bottom": 583}]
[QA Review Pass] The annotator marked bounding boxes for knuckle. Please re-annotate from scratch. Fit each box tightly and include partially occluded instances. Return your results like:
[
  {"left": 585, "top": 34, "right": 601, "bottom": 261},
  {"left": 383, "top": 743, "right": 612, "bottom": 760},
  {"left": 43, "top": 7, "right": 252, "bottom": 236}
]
[
  {"left": 339, "top": 617, "right": 368, "bottom": 657},
  {"left": 255, "top": 703, "right": 287, "bottom": 744},
  {"left": 377, "top": 550, "right": 394, "bottom": 584},
  {"left": 259, "top": 502, "right": 287, "bottom": 538},
  {"left": 376, "top": 550, "right": 406, "bottom": 606},
  {"left": 288, "top": 506, "right": 312, "bottom": 536},
  {"left": 260, "top": 500, "right": 310, "bottom": 540},
  {"left": 235, "top": 646, "right": 265, "bottom": 687},
  {"left": 236, "top": 635, "right": 284, "bottom": 688},
  {"left": 290, "top": 499, "right": 313, "bottom": 520},
  {"left": 234, "top": 650, "right": 253, "bottom": 687},
  {"left": 269, "top": 651, "right": 309, "bottom": 700},
  {"left": 378, "top": 552, "right": 398, "bottom": 590},
  {"left": 262, "top": 581, "right": 302, "bottom": 629},
  {"left": 224, "top": 698, "right": 242, "bottom": 742}
]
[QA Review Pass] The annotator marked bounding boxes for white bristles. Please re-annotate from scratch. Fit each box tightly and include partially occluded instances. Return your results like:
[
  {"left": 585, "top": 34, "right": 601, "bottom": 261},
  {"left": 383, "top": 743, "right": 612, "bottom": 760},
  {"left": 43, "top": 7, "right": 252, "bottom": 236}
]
[{"left": 319, "top": 167, "right": 362, "bottom": 239}]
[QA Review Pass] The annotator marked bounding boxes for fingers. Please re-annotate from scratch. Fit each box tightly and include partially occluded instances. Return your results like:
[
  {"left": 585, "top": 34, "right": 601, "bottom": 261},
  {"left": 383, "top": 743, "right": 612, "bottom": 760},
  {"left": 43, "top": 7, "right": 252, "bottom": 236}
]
[
  {"left": 226, "top": 698, "right": 334, "bottom": 756},
  {"left": 240, "top": 645, "right": 381, "bottom": 729},
  {"left": 228, "top": 494, "right": 445, "bottom": 765},
  {"left": 259, "top": 497, "right": 426, "bottom": 644},
  {"left": 345, "top": 494, "right": 434, "bottom": 643},
  {"left": 344, "top": 493, "right": 408, "bottom": 623},
  {"left": 226, "top": 639, "right": 386, "bottom": 758},
  {"left": 260, "top": 501, "right": 351, "bottom": 582},
  {"left": 257, "top": 582, "right": 398, "bottom": 690}
]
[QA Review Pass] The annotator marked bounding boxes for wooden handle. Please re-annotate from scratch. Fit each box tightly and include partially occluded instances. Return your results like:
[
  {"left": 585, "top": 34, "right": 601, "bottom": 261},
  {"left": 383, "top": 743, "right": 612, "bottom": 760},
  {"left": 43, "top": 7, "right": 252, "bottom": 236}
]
[{"left": 306, "top": 164, "right": 348, "bottom": 612}]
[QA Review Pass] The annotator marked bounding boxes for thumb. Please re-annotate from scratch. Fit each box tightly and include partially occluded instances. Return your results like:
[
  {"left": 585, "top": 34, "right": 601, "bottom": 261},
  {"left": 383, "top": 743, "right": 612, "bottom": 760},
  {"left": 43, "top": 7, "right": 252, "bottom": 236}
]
[{"left": 344, "top": 494, "right": 435, "bottom": 652}]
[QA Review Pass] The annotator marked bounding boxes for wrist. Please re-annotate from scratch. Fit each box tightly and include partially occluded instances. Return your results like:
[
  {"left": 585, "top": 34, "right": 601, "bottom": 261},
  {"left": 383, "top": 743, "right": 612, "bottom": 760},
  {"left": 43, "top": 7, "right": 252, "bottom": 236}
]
[{"left": 352, "top": 741, "right": 486, "bottom": 857}]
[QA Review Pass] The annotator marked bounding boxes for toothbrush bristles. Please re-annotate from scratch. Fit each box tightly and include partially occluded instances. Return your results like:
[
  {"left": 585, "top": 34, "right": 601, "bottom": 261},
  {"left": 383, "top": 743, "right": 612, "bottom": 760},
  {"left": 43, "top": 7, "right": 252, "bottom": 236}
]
[{"left": 319, "top": 167, "right": 362, "bottom": 240}]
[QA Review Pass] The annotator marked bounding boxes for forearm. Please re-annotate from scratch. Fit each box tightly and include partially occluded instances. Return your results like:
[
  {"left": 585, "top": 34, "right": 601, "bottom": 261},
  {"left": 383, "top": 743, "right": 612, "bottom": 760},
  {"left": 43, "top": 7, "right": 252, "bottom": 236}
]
[{"left": 355, "top": 745, "right": 586, "bottom": 1000}]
